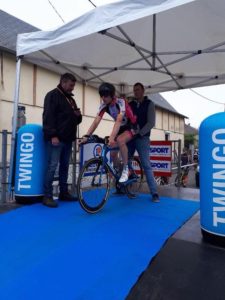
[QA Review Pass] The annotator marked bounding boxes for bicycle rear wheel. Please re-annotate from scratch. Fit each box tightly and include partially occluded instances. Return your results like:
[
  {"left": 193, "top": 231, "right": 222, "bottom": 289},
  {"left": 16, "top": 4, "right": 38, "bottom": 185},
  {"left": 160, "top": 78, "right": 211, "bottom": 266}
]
[
  {"left": 175, "top": 175, "right": 179, "bottom": 187},
  {"left": 77, "top": 158, "right": 110, "bottom": 213},
  {"left": 175, "top": 174, "right": 182, "bottom": 187},
  {"left": 154, "top": 176, "right": 169, "bottom": 185},
  {"left": 126, "top": 157, "right": 144, "bottom": 198}
]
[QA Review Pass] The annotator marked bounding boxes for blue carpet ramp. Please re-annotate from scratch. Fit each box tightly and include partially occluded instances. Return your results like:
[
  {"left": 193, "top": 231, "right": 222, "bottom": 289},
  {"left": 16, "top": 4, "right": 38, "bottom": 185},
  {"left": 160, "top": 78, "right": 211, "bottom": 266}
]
[{"left": 0, "top": 195, "right": 199, "bottom": 300}]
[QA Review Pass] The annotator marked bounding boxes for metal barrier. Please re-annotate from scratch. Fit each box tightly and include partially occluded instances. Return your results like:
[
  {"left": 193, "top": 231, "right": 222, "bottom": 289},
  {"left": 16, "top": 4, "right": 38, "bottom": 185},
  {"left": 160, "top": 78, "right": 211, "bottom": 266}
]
[
  {"left": 0, "top": 135, "right": 196, "bottom": 203},
  {"left": 153, "top": 139, "right": 181, "bottom": 185},
  {"left": 154, "top": 140, "right": 198, "bottom": 187},
  {"left": 0, "top": 130, "right": 11, "bottom": 203}
]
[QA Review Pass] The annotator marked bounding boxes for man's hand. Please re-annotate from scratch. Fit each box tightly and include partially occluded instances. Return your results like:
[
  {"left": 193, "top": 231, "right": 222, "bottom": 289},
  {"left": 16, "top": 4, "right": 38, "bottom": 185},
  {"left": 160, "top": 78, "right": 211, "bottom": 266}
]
[
  {"left": 51, "top": 137, "right": 60, "bottom": 145},
  {"left": 131, "top": 128, "right": 140, "bottom": 138}
]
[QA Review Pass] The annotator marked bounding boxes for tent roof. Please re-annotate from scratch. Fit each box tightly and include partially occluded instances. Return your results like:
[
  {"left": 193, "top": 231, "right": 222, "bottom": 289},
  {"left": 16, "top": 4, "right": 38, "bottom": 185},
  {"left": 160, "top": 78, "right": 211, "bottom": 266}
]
[
  {"left": 16, "top": 0, "right": 225, "bottom": 94},
  {"left": 0, "top": 9, "right": 186, "bottom": 118}
]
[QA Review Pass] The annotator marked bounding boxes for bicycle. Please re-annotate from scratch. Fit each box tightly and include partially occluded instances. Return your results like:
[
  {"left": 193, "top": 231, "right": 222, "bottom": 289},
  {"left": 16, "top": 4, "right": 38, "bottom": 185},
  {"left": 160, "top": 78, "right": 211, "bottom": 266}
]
[
  {"left": 77, "top": 135, "right": 143, "bottom": 213},
  {"left": 175, "top": 166, "right": 189, "bottom": 187},
  {"left": 154, "top": 175, "right": 169, "bottom": 186}
]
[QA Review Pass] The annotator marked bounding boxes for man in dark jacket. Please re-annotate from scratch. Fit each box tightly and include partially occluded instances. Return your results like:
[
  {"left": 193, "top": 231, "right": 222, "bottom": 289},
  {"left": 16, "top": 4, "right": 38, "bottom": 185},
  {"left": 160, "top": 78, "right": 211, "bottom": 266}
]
[
  {"left": 42, "top": 73, "right": 82, "bottom": 208},
  {"left": 128, "top": 82, "right": 159, "bottom": 202}
]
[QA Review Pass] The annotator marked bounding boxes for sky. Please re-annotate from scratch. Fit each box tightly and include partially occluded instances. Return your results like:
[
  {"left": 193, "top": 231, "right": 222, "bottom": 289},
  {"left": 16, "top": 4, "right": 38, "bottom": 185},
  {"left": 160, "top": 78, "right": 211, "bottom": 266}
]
[{"left": 1, "top": 0, "right": 225, "bottom": 129}]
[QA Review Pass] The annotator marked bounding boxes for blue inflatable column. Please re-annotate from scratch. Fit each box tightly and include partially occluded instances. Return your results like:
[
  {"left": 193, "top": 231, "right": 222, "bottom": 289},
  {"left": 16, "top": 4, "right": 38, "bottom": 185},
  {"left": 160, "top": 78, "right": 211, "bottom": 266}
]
[
  {"left": 199, "top": 112, "right": 225, "bottom": 247},
  {"left": 14, "top": 124, "right": 47, "bottom": 202}
]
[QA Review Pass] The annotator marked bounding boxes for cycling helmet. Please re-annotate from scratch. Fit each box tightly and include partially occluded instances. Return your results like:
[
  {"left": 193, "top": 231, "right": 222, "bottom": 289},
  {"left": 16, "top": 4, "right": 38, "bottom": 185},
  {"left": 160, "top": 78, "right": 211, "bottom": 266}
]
[{"left": 98, "top": 82, "right": 115, "bottom": 98}]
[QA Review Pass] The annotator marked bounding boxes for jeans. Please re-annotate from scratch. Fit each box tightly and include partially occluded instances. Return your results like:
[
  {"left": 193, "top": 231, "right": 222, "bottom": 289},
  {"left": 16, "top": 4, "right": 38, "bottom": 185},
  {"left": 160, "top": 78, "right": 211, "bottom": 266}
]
[
  {"left": 44, "top": 141, "right": 72, "bottom": 197},
  {"left": 128, "top": 136, "right": 157, "bottom": 195}
]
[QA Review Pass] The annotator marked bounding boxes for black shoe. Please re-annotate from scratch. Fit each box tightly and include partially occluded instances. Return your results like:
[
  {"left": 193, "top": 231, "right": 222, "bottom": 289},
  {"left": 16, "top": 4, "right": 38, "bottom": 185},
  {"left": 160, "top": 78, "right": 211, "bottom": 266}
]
[
  {"left": 113, "top": 181, "right": 125, "bottom": 195},
  {"left": 113, "top": 188, "right": 125, "bottom": 195},
  {"left": 152, "top": 193, "right": 160, "bottom": 203},
  {"left": 59, "top": 192, "right": 77, "bottom": 201},
  {"left": 43, "top": 196, "right": 58, "bottom": 208}
]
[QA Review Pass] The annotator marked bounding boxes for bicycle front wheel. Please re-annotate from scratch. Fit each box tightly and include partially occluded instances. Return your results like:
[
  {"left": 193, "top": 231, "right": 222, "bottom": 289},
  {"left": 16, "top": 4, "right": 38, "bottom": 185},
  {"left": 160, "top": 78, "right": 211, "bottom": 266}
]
[{"left": 77, "top": 158, "right": 110, "bottom": 213}]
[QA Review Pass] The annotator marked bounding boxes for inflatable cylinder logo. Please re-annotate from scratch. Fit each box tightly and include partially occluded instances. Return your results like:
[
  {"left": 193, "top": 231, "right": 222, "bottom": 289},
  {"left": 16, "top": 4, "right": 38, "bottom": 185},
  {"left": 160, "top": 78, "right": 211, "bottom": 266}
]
[
  {"left": 15, "top": 124, "right": 47, "bottom": 197},
  {"left": 16, "top": 132, "right": 34, "bottom": 191},
  {"left": 200, "top": 112, "right": 225, "bottom": 240}
]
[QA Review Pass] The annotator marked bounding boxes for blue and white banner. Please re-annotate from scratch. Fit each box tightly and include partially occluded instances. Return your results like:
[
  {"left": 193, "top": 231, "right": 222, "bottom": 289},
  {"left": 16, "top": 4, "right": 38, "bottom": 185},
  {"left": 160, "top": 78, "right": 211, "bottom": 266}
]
[
  {"left": 150, "top": 144, "right": 171, "bottom": 157},
  {"left": 80, "top": 143, "right": 111, "bottom": 169},
  {"left": 151, "top": 160, "right": 172, "bottom": 173}
]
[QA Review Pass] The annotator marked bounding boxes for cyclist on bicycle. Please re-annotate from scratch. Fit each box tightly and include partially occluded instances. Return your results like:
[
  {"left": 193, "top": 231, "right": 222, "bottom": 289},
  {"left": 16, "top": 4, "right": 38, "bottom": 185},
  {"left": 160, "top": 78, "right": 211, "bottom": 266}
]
[
  {"left": 80, "top": 82, "right": 137, "bottom": 183},
  {"left": 181, "top": 148, "right": 189, "bottom": 187}
]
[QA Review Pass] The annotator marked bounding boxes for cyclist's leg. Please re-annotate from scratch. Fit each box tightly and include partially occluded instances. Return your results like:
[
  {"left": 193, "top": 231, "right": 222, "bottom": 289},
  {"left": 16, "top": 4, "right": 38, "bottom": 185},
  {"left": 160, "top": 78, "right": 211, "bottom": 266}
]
[
  {"left": 116, "top": 131, "right": 133, "bottom": 166},
  {"left": 110, "top": 149, "right": 120, "bottom": 170},
  {"left": 116, "top": 130, "right": 133, "bottom": 182},
  {"left": 110, "top": 149, "right": 124, "bottom": 194},
  {"left": 127, "top": 139, "right": 136, "bottom": 169}
]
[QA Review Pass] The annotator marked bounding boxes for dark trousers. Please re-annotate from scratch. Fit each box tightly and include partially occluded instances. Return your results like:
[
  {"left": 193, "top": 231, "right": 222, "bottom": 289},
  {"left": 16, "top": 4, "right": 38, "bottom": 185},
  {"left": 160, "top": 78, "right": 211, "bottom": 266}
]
[{"left": 44, "top": 141, "right": 72, "bottom": 197}]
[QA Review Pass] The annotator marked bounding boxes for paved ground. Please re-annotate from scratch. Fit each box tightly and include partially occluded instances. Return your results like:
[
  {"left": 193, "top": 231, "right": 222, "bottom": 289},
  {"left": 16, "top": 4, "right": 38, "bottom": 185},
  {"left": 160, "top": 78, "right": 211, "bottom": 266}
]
[
  {"left": 127, "top": 182, "right": 225, "bottom": 300},
  {"left": 0, "top": 202, "right": 21, "bottom": 214}
]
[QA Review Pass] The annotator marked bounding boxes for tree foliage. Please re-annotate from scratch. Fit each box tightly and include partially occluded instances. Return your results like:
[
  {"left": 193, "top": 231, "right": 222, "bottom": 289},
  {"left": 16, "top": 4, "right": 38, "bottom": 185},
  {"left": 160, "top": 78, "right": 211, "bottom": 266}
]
[{"left": 184, "top": 133, "right": 196, "bottom": 148}]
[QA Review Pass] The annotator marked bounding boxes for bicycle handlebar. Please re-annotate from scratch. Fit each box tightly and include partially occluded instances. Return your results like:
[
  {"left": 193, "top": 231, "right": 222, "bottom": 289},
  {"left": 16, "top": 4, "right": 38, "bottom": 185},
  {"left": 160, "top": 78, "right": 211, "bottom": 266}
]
[
  {"left": 79, "top": 135, "right": 109, "bottom": 145},
  {"left": 79, "top": 135, "right": 120, "bottom": 152}
]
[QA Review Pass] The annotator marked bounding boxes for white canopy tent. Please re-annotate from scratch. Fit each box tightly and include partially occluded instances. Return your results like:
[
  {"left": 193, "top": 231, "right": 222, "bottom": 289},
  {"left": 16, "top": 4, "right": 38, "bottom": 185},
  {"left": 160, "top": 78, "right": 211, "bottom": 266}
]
[
  {"left": 9, "top": 0, "right": 225, "bottom": 189},
  {"left": 16, "top": 0, "right": 225, "bottom": 94}
]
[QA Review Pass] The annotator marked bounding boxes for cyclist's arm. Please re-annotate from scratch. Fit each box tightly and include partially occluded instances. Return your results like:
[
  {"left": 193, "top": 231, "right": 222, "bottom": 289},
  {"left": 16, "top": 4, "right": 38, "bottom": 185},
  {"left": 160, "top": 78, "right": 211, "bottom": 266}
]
[
  {"left": 110, "top": 113, "right": 123, "bottom": 140},
  {"left": 86, "top": 115, "right": 102, "bottom": 136}
]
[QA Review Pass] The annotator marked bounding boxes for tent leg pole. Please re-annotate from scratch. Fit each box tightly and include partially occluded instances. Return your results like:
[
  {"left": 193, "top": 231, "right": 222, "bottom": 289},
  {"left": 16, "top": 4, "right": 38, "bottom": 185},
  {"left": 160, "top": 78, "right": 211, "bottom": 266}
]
[
  {"left": 152, "top": 14, "right": 156, "bottom": 70},
  {"left": 8, "top": 57, "right": 22, "bottom": 197}
]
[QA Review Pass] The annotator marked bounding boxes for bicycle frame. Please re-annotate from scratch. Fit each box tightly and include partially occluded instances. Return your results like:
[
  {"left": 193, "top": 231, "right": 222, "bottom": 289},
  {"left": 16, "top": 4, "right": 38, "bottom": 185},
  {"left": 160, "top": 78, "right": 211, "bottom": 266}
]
[
  {"left": 98, "top": 143, "right": 138, "bottom": 187},
  {"left": 101, "top": 144, "right": 119, "bottom": 178}
]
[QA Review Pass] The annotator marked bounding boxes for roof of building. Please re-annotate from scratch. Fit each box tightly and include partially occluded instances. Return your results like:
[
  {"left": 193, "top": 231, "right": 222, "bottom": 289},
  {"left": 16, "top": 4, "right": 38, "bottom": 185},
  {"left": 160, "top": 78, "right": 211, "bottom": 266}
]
[
  {"left": 0, "top": 9, "right": 185, "bottom": 118},
  {"left": 0, "top": 10, "right": 38, "bottom": 53},
  {"left": 184, "top": 123, "right": 199, "bottom": 134},
  {"left": 150, "top": 93, "right": 186, "bottom": 117}
]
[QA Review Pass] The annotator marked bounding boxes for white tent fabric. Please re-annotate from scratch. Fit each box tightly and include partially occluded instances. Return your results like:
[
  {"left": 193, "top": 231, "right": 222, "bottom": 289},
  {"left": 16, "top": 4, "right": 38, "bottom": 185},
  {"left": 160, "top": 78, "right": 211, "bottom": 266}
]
[
  {"left": 16, "top": 0, "right": 225, "bottom": 95},
  {"left": 17, "top": 0, "right": 192, "bottom": 57},
  {"left": 17, "top": 0, "right": 225, "bottom": 93}
]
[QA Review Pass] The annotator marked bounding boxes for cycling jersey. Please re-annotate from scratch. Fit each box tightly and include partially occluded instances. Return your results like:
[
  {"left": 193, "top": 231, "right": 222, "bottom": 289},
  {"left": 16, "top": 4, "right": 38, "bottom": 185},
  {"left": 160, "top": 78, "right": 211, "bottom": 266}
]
[{"left": 97, "top": 97, "right": 136, "bottom": 127}]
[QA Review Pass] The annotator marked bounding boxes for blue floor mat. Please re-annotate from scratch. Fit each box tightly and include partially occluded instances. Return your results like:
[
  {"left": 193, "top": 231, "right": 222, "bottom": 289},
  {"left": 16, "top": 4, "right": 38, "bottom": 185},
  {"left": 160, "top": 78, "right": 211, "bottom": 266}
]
[{"left": 0, "top": 194, "right": 199, "bottom": 300}]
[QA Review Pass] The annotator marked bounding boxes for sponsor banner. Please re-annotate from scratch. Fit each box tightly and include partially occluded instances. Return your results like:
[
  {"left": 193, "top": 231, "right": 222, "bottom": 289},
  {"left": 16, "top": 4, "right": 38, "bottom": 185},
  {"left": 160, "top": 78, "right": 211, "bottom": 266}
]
[
  {"left": 80, "top": 143, "right": 110, "bottom": 169},
  {"left": 80, "top": 141, "right": 172, "bottom": 177},
  {"left": 150, "top": 141, "right": 172, "bottom": 176},
  {"left": 132, "top": 156, "right": 142, "bottom": 175},
  {"left": 15, "top": 124, "right": 47, "bottom": 196},
  {"left": 151, "top": 160, "right": 171, "bottom": 175},
  {"left": 150, "top": 141, "right": 172, "bottom": 158}
]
